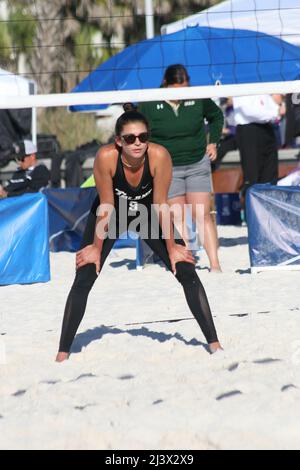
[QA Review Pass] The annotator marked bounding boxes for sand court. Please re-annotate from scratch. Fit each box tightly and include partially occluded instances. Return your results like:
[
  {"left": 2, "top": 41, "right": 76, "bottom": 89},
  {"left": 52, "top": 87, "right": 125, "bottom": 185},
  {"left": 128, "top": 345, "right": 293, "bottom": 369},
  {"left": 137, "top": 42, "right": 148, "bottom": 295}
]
[{"left": 1, "top": 225, "right": 300, "bottom": 450}]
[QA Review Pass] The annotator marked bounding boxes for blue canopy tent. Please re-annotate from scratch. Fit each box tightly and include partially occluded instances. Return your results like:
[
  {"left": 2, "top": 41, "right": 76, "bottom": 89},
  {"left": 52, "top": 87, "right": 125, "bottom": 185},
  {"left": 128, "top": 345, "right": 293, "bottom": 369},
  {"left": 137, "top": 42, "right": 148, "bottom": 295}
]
[{"left": 70, "top": 26, "right": 300, "bottom": 112}]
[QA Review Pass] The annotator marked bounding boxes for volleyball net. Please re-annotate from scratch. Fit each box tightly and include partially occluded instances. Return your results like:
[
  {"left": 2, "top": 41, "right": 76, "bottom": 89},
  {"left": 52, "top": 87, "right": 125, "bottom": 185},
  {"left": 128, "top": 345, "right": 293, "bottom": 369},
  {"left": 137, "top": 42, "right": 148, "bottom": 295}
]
[{"left": 0, "top": 0, "right": 300, "bottom": 110}]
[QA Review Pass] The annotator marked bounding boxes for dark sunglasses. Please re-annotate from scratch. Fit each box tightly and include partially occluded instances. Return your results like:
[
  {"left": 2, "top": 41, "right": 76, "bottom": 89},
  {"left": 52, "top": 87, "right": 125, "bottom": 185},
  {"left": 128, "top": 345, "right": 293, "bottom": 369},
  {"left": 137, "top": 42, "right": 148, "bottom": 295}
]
[{"left": 121, "top": 132, "right": 149, "bottom": 145}]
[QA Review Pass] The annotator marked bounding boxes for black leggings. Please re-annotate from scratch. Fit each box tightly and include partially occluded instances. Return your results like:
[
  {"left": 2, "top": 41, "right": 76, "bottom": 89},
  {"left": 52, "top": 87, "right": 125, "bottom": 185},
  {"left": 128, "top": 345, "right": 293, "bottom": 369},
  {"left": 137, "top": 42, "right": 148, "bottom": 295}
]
[{"left": 58, "top": 211, "right": 219, "bottom": 352}]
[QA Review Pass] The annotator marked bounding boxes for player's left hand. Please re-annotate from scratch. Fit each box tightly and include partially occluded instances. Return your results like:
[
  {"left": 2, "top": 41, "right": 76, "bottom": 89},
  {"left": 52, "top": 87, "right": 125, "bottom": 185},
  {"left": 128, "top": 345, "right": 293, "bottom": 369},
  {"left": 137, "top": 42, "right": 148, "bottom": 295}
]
[{"left": 168, "top": 244, "right": 195, "bottom": 275}]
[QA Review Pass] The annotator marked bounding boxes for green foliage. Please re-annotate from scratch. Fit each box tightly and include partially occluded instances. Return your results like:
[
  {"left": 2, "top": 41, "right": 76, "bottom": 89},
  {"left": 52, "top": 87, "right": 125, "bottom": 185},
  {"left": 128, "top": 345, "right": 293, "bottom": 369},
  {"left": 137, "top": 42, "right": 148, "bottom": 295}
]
[
  {"left": 38, "top": 108, "right": 99, "bottom": 151},
  {"left": 7, "top": 7, "right": 36, "bottom": 53},
  {"left": 74, "top": 24, "right": 101, "bottom": 72},
  {"left": 2, "top": 0, "right": 220, "bottom": 90},
  {"left": 0, "top": 21, "right": 12, "bottom": 63}
]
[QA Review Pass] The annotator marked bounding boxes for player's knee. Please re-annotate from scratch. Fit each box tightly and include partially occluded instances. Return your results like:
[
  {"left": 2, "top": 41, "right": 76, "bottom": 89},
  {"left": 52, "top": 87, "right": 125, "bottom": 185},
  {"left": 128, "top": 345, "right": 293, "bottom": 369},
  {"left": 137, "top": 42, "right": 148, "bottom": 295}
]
[
  {"left": 175, "top": 261, "right": 198, "bottom": 286},
  {"left": 72, "top": 265, "right": 98, "bottom": 291}
]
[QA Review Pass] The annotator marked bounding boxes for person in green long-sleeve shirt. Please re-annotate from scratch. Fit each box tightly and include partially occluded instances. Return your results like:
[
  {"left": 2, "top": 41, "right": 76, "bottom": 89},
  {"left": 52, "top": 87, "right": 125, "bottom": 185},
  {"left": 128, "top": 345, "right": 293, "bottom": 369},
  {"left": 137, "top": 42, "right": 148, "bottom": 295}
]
[{"left": 139, "top": 64, "right": 224, "bottom": 272}]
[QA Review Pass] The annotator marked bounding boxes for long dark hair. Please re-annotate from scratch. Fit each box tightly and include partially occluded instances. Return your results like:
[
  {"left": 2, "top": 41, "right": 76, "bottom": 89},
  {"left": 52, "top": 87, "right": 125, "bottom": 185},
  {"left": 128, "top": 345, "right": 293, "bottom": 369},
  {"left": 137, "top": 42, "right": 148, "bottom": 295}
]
[
  {"left": 162, "top": 64, "right": 190, "bottom": 87},
  {"left": 115, "top": 103, "right": 149, "bottom": 136}
]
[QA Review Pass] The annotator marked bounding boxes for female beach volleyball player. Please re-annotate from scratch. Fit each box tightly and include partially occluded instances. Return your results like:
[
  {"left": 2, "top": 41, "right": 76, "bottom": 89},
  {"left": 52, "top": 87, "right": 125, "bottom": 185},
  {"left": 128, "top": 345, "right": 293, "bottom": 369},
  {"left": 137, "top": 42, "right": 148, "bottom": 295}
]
[{"left": 56, "top": 109, "right": 222, "bottom": 362}]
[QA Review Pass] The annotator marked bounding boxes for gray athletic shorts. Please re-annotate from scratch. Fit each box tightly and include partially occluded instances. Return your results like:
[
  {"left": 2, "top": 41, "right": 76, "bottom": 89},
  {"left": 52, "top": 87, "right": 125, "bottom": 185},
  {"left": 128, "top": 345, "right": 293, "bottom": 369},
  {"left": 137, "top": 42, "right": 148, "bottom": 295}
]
[{"left": 168, "top": 155, "right": 212, "bottom": 199}]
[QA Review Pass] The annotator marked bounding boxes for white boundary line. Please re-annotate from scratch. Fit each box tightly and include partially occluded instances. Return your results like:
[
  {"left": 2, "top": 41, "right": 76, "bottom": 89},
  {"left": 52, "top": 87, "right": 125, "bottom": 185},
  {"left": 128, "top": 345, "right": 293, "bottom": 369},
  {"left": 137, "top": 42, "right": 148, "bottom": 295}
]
[{"left": 251, "top": 264, "right": 300, "bottom": 273}]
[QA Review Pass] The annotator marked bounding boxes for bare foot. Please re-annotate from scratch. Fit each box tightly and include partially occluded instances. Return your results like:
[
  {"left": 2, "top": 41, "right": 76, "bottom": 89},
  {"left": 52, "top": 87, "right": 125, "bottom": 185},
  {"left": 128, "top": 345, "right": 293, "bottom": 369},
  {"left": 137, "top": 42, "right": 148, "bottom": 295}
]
[
  {"left": 55, "top": 352, "right": 70, "bottom": 362},
  {"left": 208, "top": 341, "right": 223, "bottom": 354},
  {"left": 210, "top": 266, "right": 222, "bottom": 273}
]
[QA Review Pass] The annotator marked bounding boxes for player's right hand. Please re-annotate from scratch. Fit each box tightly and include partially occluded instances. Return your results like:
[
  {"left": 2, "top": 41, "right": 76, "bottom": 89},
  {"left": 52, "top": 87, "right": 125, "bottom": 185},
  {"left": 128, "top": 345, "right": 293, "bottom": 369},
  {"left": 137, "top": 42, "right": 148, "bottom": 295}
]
[{"left": 76, "top": 244, "right": 101, "bottom": 275}]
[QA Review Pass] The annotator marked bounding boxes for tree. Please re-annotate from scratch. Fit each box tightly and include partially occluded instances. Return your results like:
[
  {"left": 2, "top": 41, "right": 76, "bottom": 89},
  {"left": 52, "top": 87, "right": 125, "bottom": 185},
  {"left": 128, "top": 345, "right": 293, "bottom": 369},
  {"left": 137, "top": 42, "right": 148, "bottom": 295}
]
[
  {"left": 3, "top": 0, "right": 221, "bottom": 92},
  {"left": 0, "top": 18, "right": 12, "bottom": 68}
]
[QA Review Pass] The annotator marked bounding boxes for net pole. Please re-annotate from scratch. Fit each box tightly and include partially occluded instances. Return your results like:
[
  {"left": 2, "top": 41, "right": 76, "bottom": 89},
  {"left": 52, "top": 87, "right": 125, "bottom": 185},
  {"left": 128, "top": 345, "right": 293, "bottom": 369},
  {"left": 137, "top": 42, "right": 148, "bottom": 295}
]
[{"left": 145, "top": 0, "right": 155, "bottom": 39}]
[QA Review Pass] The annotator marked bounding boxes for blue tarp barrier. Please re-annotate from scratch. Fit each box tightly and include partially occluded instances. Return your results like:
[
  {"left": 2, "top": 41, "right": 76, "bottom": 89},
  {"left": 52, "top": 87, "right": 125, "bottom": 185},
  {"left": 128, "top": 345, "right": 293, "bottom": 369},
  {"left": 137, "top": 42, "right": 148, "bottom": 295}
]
[
  {"left": 44, "top": 187, "right": 144, "bottom": 269},
  {"left": 215, "top": 193, "right": 242, "bottom": 225},
  {"left": 247, "top": 184, "right": 300, "bottom": 271},
  {"left": 43, "top": 187, "right": 97, "bottom": 252},
  {"left": 0, "top": 193, "right": 50, "bottom": 285}
]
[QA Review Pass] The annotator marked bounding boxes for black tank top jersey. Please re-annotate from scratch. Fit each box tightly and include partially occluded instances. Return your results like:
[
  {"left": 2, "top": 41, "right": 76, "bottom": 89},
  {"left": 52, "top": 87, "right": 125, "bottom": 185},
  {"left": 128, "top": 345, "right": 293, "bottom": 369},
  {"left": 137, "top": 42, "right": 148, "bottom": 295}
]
[{"left": 91, "top": 151, "right": 153, "bottom": 221}]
